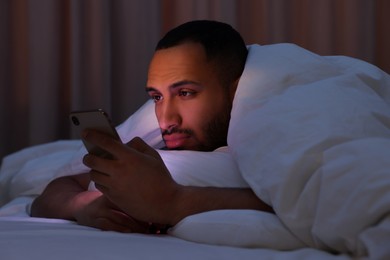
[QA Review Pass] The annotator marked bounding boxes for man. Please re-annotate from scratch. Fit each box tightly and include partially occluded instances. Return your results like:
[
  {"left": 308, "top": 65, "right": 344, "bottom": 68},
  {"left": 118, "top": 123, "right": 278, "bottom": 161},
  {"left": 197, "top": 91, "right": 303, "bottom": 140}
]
[{"left": 31, "top": 20, "right": 273, "bottom": 233}]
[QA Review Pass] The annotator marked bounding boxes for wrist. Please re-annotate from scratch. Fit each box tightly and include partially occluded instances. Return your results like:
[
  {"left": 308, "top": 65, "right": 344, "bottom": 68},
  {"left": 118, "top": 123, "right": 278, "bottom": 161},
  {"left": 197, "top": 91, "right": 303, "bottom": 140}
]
[
  {"left": 168, "top": 184, "right": 188, "bottom": 226},
  {"left": 168, "top": 185, "right": 206, "bottom": 226}
]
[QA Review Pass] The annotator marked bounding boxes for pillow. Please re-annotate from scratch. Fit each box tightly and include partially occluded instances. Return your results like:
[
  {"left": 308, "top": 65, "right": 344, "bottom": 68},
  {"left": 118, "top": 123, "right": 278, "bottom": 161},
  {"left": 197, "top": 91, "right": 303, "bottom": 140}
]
[
  {"left": 0, "top": 140, "right": 82, "bottom": 207},
  {"left": 169, "top": 209, "right": 305, "bottom": 249},
  {"left": 158, "top": 147, "right": 248, "bottom": 188}
]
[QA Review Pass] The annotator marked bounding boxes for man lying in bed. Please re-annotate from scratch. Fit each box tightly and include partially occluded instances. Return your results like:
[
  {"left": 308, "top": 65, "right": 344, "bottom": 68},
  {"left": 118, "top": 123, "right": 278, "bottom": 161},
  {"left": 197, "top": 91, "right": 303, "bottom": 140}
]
[{"left": 31, "top": 20, "right": 273, "bottom": 233}]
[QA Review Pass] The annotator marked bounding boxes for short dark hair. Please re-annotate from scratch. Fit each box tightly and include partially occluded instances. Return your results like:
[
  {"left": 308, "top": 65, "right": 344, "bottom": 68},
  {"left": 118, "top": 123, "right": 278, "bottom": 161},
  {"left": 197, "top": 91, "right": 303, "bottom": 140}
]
[{"left": 156, "top": 20, "right": 248, "bottom": 88}]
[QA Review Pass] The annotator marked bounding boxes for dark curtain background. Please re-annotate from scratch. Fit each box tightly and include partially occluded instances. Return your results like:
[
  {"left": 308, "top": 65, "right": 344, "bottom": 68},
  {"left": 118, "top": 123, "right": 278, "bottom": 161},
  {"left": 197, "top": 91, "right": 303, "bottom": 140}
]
[{"left": 1, "top": 0, "right": 389, "bottom": 159}]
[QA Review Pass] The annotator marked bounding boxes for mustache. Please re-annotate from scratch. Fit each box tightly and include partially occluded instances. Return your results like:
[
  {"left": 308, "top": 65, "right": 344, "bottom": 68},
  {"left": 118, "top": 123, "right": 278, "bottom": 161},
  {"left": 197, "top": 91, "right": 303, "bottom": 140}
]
[{"left": 162, "top": 127, "right": 193, "bottom": 136}]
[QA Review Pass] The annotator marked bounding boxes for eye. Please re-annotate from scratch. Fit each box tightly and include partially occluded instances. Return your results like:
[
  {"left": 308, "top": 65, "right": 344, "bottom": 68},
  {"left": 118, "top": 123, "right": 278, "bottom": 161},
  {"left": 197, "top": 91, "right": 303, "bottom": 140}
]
[
  {"left": 178, "top": 90, "right": 195, "bottom": 97},
  {"left": 150, "top": 94, "right": 163, "bottom": 103}
]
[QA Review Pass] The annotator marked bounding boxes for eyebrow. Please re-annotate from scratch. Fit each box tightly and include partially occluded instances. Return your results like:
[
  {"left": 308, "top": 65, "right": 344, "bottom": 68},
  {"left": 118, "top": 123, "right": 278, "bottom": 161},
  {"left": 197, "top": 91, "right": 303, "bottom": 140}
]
[{"left": 146, "top": 80, "right": 202, "bottom": 93}]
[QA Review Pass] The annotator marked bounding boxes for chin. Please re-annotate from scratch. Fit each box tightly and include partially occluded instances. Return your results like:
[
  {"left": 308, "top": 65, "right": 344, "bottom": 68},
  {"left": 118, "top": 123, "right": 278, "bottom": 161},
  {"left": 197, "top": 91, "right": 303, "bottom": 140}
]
[
  {"left": 165, "top": 143, "right": 203, "bottom": 151},
  {"left": 165, "top": 137, "right": 221, "bottom": 151},
  {"left": 186, "top": 143, "right": 219, "bottom": 152}
]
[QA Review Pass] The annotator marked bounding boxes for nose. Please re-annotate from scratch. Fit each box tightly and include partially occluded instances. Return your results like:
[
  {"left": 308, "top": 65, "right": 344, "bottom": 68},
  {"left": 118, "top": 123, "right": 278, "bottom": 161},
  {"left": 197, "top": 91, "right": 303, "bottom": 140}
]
[{"left": 157, "top": 99, "right": 181, "bottom": 131}]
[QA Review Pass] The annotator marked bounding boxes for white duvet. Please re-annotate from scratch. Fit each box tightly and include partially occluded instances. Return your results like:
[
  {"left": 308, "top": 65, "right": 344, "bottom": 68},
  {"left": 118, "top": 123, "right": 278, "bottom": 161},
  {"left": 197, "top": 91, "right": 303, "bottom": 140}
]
[{"left": 1, "top": 44, "right": 389, "bottom": 259}]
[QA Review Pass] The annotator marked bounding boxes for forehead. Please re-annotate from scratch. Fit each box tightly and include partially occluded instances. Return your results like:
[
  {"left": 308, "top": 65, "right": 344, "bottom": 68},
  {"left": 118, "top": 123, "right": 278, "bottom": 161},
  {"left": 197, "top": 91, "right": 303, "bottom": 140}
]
[{"left": 147, "top": 42, "right": 215, "bottom": 88}]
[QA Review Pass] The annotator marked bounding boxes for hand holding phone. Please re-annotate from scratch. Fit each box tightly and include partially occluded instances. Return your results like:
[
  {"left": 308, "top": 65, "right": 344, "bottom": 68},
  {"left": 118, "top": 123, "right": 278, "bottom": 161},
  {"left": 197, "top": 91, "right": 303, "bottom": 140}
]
[{"left": 69, "top": 109, "right": 121, "bottom": 158}]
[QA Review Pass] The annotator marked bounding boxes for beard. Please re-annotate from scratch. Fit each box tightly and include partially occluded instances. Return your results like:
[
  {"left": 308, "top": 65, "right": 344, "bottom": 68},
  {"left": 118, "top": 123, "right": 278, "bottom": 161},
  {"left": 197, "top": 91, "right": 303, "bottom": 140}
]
[
  {"left": 162, "top": 101, "right": 232, "bottom": 151},
  {"left": 199, "top": 104, "right": 231, "bottom": 151}
]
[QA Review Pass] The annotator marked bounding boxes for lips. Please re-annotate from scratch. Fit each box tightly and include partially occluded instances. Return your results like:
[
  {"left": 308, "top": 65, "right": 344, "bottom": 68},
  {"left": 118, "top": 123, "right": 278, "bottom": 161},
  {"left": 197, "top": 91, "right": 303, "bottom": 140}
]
[{"left": 163, "top": 133, "right": 191, "bottom": 149}]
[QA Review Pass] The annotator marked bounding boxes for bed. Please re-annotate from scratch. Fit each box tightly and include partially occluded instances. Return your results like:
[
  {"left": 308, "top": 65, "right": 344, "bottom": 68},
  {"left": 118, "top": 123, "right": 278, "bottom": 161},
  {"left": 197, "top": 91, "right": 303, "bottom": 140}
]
[{"left": 1, "top": 44, "right": 389, "bottom": 259}]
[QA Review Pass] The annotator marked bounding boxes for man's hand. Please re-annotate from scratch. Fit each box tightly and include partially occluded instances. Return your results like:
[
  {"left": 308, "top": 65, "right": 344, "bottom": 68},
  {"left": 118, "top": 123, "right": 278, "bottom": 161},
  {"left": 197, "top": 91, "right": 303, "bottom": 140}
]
[
  {"left": 74, "top": 192, "right": 149, "bottom": 233},
  {"left": 83, "top": 130, "right": 182, "bottom": 225}
]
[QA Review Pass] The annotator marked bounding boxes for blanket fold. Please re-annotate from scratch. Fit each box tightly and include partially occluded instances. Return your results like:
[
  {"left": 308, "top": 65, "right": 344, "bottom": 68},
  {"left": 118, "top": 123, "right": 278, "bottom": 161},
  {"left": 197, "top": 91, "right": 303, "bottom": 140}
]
[{"left": 228, "top": 44, "right": 390, "bottom": 256}]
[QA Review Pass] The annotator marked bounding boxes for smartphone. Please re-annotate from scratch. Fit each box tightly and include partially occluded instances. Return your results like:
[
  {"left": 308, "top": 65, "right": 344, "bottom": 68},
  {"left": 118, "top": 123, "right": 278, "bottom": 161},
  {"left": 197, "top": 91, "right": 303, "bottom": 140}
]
[{"left": 69, "top": 109, "right": 121, "bottom": 158}]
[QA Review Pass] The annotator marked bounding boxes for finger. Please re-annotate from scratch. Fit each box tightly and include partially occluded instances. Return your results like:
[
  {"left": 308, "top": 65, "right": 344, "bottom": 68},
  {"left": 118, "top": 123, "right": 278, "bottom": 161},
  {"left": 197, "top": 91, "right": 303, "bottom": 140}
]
[
  {"left": 94, "top": 182, "right": 110, "bottom": 194},
  {"left": 126, "top": 218, "right": 149, "bottom": 234},
  {"left": 95, "top": 211, "right": 149, "bottom": 233},
  {"left": 83, "top": 154, "right": 107, "bottom": 173},
  {"left": 82, "top": 129, "right": 127, "bottom": 159},
  {"left": 128, "top": 137, "right": 161, "bottom": 159},
  {"left": 109, "top": 210, "right": 149, "bottom": 233},
  {"left": 94, "top": 217, "right": 133, "bottom": 233},
  {"left": 83, "top": 154, "right": 118, "bottom": 179},
  {"left": 99, "top": 197, "right": 149, "bottom": 233},
  {"left": 89, "top": 169, "right": 111, "bottom": 191}
]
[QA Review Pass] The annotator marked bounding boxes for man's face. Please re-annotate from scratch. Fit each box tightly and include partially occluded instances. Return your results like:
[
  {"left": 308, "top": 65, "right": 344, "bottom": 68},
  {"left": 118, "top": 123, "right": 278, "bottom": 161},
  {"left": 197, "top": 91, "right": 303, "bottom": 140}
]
[{"left": 146, "top": 42, "right": 235, "bottom": 151}]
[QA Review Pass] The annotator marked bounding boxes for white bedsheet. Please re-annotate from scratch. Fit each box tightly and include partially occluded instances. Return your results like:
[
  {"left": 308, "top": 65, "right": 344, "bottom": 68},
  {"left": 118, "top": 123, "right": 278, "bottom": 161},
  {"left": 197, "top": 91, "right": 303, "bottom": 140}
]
[
  {"left": 0, "top": 217, "right": 350, "bottom": 260},
  {"left": 1, "top": 43, "right": 390, "bottom": 259}
]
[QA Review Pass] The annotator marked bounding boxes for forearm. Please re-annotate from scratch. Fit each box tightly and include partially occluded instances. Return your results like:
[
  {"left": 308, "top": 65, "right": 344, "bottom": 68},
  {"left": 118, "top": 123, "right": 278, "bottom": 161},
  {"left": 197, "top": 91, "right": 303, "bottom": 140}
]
[
  {"left": 30, "top": 173, "right": 96, "bottom": 220},
  {"left": 168, "top": 186, "right": 273, "bottom": 226}
]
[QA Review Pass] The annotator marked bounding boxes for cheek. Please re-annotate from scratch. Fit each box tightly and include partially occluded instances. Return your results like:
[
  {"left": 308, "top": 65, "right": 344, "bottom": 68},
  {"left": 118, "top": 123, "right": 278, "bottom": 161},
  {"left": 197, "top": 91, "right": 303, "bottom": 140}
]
[
  {"left": 183, "top": 102, "right": 219, "bottom": 131},
  {"left": 182, "top": 108, "right": 204, "bottom": 128}
]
